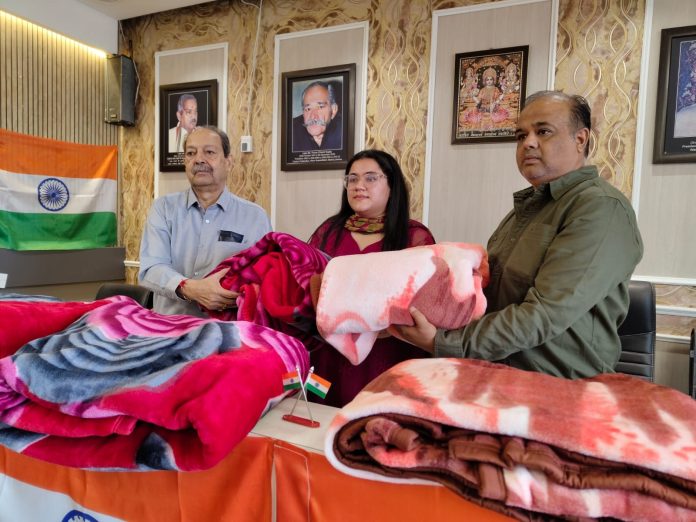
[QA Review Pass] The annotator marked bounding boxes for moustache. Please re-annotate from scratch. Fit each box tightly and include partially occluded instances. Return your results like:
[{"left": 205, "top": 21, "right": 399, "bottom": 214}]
[
  {"left": 304, "top": 118, "right": 329, "bottom": 127},
  {"left": 192, "top": 164, "right": 212, "bottom": 174}
]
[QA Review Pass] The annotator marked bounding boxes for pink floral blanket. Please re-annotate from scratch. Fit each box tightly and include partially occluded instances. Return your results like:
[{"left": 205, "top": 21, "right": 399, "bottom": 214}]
[
  {"left": 326, "top": 358, "right": 696, "bottom": 521},
  {"left": 0, "top": 296, "right": 309, "bottom": 470},
  {"left": 315, "top": 243, "right": 488, "bottom": 365}
]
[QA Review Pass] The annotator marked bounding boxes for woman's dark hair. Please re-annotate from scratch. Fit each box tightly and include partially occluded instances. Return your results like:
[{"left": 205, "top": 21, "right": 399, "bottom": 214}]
[{"left": 316, "top": 149, "right": 411, "bottom": 252}]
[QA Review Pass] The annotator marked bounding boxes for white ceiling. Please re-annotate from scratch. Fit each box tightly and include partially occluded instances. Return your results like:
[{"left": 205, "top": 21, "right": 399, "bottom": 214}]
[{"left": 76, "top": 0, "right": 212, "bottom": 21}]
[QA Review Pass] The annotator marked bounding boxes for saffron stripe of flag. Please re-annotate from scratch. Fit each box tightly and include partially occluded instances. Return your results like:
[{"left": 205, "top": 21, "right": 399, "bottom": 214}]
[
  {"left": 0, "top": 128, "right": 117, "bottom": 251},
  {"left": 282, "top": 370, "right": 301, "bottom": 391},
  {"left": 305, "top": 372, "right": 331, "bottom": 399}
]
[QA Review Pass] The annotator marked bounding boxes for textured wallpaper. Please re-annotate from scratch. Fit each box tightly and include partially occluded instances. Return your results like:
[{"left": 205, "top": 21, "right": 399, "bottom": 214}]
[
  {"left": 120, "top": 0, "right": 647, "bottom": 265},
  {"left": 117, "top": 0, "right": 693, "bottom": 336},
  {"left": 555, "top": 0, "right": 644, "bottom": 197}
]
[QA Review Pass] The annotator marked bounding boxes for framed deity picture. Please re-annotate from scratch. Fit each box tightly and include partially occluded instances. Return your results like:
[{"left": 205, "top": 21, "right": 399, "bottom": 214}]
[
  {"left": 159, "top": 79, "right": 218, "bottom": 172},
  {"left": 281, "top": 63, "right": 355, "bottom": 171},
  {"left": 452, "top": 45, "right": 528, "bottom": 144},
  {"left": 654, "top": 25, "right": 696, "bottom": 164}
]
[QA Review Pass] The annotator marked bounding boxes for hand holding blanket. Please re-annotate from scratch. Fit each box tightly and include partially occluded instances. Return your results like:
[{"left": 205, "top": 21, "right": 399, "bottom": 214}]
[
  {"left": 315, "top": 243, "right": 488, "bottom": 365},
  {"left": 204, "top": 232, "right": 330, "bottom": 334},
  {"left": 326, "top": 358, "right": 696, "bottom": 521}
]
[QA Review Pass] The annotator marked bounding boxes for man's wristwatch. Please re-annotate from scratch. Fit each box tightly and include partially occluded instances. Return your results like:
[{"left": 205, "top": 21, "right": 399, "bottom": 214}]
[{"left": 176, "top": 279, "right": 191, "bottom": 301}]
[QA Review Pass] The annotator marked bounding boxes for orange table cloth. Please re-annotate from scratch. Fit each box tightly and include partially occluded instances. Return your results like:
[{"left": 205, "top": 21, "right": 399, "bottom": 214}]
[{"left": 0, "top": 399, "right": 512, "bottom": 521}]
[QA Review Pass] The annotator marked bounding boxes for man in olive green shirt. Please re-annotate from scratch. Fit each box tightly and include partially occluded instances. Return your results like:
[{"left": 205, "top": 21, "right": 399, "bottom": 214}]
[{"left": 392, "top": 90, "right": 643, "bottom": 378}]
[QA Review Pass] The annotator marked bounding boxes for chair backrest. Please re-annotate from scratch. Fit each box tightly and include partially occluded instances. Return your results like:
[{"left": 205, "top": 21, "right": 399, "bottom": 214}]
[
  {"left": 615, "top": 280, "right": 656, "bottom": 381},
  {"left": 95, "top": 282, "right": 154, "bottom": 309},
  {"left": 689, "top": 328, "right": 695, "bottom": 399}
]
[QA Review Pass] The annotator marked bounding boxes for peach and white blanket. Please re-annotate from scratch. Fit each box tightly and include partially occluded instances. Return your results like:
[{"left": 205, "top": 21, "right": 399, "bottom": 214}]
[
  {"left": 315, "top": 243, "right": 488, "bottom": 365},
  {"left": 326, "top": 358, "right": 696, "bottom": 521}
]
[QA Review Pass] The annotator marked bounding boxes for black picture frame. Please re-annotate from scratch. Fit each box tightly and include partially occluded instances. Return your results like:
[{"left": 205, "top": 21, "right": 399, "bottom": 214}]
[
  {"left": 281, "top": 64, "right": 355, "bottom": 171},
  {"left": 159, "top": 79, "right": 218, "bottom": 172},
  {"left": 452, "top": 45, "right": 528, "bottom": 144},
  {"left": 654, "top": 25, "right": 696, "bottom": 164}
]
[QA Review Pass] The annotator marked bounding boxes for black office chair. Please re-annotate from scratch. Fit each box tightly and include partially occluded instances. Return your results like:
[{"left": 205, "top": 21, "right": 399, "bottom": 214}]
[
  {"left": 615, "top": 280, "right": 656, "bottom": 381},
  {"left": 95, "top": 282, "right": 154, "bottom": 309},
  {"left": 689, "top": 328, "right": 695, "bottom": 399}
]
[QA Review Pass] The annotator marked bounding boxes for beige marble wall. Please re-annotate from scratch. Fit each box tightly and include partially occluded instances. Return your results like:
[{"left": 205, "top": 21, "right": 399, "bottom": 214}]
[{"left": 117, "top": 0, "right": 694, "bottom": 337}]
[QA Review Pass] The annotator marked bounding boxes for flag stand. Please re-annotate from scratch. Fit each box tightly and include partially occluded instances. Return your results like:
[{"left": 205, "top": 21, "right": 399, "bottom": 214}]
[
  {"left": 282, "top": 413, "right": 320, "bottom": 428},
  {"left": 281, "top": 366, "right": 327, "bottom": 428}
]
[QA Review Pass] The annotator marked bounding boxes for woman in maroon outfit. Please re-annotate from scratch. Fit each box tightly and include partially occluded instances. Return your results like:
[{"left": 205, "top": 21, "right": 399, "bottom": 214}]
[{"left": 308, "top": 149, "right": 435, "bottom": 407}]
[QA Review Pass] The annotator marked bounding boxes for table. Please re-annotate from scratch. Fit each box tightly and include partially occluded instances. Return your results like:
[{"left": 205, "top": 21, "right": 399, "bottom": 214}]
[{"left": 0, "top": 399, "right": 511, "bottom": 521}]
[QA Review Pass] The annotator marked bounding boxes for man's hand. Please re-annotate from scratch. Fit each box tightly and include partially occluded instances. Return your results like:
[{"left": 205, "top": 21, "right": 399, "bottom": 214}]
[
  {"left": 387, "top": 307, "right": 436, "bottom": 354},
  {"left": 179, "top": 269, "right": 239, "bottom": 311}
]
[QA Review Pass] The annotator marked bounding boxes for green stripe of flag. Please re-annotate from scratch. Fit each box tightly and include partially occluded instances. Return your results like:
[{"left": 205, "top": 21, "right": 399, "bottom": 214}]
[
  {"left": 283, "top": 381, "right": 301, "bottom": 391},
  {"left": 0, "top": 210, "right": 117, "bottom": 250},
  {"left": 306, "top": 381, "right": 328, "bottom": 399}
]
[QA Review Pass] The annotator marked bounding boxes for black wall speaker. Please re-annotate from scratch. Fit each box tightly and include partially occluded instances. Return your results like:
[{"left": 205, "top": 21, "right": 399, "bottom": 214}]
[{"left": 105, "top": 55, "right": 136, "bottom": 126}]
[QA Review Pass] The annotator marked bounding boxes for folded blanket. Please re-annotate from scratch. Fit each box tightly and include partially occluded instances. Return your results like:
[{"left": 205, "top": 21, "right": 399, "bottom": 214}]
[
  {"left": 0, "top": 297, "right": 106, "bottom": 358},
  {"left": 0, "top": 295, "right": 309, "bottom": 471},
  {"left": 315, "top": 243, "right": 488, "bottom": 365},
  {"left": 326, "top": 358, "right": 696, "bottom": 521},
  {"left": 205, "top": 232, "right": 329, "bottom": 335}
]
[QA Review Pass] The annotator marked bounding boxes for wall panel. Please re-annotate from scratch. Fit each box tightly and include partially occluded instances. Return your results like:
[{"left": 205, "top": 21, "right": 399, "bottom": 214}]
[
  {"left": 426, "top": 0, "right": 554, "bottom": 245},
  {"left": 0, "top": 11, "right": 117, "bottom": 146},
  {"left": 273, "top": 24, "right": 367, "bottom": 241},
  {"left": 155, "top": 44, "right": 228, "bottom": 198}
]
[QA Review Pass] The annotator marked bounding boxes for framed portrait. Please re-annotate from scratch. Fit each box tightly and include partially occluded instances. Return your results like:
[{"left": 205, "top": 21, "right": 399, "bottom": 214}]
[
  {"left": 654, "top": 25, "right": 696, "bottom": 164},
  {"left": 281, "top": 63, "right": 355, "bottom": 171},
  {"left": 159, "top": 79, "right": 218, "bottom": 172},
  {"left": 452, "top": 45, "right": 528, "bottom": 144}
]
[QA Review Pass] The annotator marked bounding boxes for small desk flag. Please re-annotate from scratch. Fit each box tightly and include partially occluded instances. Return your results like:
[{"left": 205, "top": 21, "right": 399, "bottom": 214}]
[
  {"left": 282, "top": 370, "right": 301, "bottom": 391},
  {"left": 305, "top": 372, "right": 331, "bottom": 399}
]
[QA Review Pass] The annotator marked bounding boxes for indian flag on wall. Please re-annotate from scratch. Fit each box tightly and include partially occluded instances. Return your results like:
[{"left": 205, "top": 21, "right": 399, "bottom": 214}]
[{"left": 0, "top": 128, "right": 117, "bottom": 251}]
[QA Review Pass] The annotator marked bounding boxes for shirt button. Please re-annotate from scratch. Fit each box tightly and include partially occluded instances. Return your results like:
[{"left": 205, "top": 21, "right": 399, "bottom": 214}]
[{"left": 205, "top": 219, "right": 210, "bottom": 224}]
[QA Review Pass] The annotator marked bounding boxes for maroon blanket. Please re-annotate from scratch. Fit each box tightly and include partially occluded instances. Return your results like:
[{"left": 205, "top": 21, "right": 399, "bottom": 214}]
[{"left": 204, "top": 232, "right": 329, "bottom": 336}]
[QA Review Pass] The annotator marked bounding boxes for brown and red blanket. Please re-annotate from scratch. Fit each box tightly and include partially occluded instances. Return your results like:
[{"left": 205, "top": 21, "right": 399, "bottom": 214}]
[{"left": 325, "top": 358, "right": 696, "bottom": 521}]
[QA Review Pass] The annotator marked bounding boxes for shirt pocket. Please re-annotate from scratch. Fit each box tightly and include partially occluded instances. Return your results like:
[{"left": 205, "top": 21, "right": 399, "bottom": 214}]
[{"left": 504, "top": 223, "right": 556, "bottom": 286}]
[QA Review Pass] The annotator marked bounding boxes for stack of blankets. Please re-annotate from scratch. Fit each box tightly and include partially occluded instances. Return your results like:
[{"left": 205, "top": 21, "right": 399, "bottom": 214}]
[
  {"left": 326, "top": 358, "right": 696, "bottom": 521},
  {"left": 0, "top": 295, "right": 308, "bottom": 470}
]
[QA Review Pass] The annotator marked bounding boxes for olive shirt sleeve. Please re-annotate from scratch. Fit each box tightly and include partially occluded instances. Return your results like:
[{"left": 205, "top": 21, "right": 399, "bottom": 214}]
[{"left": 434, "top": 179, "right": 643, "bottom": 364}]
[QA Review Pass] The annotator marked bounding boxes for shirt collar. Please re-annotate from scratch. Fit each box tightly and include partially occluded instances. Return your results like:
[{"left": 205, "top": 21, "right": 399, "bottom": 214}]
[
  {"left": 512, "top": 165, "right": 598, "bottom": 209},
  {"left": 186, "top": 187, "right": 231, "bottom": 210},
  {"left": 548, "top": 165, "right": 598, "bottom": 200}
]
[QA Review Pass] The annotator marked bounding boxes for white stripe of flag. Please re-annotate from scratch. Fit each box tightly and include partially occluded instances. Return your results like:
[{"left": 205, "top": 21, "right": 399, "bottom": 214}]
[
  {"left": 0, "top": 169, "right": 117, "bottom": 214},
  {"left": 282, "top": 370, "right": 301, "bottom": 391}
]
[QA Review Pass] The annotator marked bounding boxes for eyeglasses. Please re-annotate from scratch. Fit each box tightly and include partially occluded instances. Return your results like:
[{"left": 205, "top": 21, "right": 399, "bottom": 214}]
[{"left": 343, "top": 172, "right": 386, "bottom": 188}]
